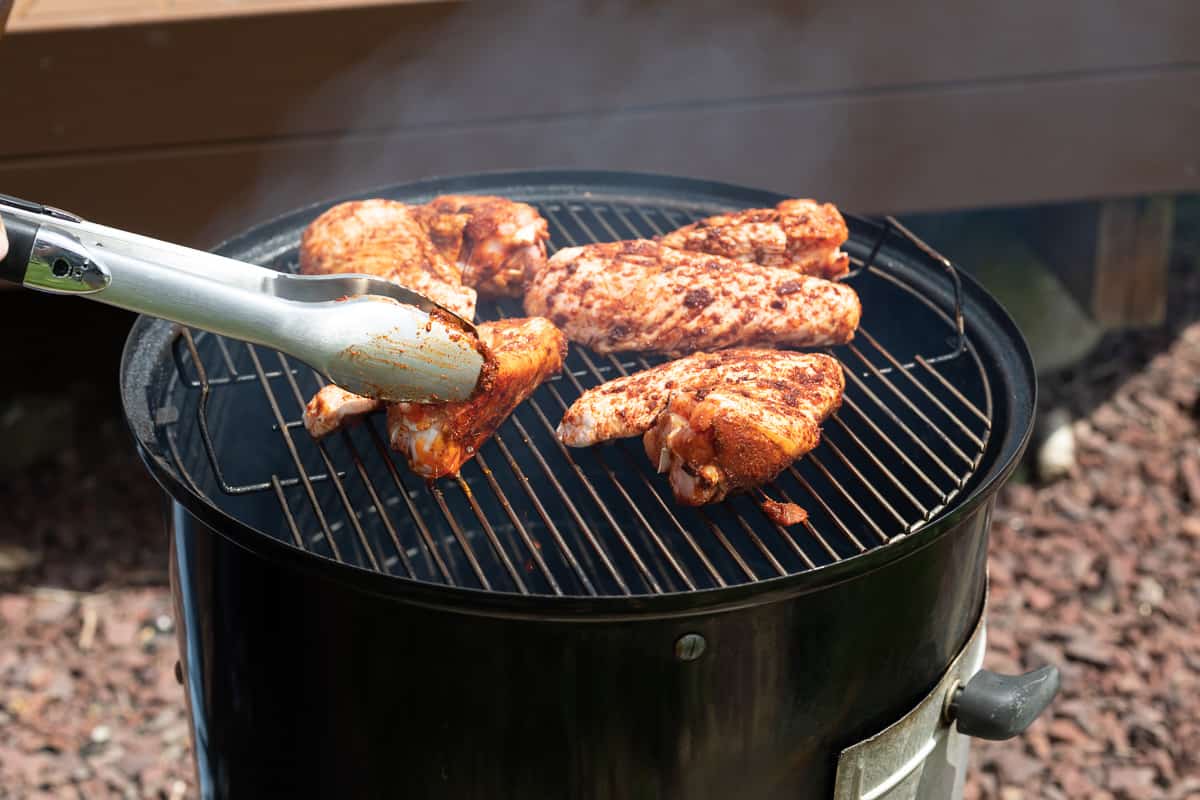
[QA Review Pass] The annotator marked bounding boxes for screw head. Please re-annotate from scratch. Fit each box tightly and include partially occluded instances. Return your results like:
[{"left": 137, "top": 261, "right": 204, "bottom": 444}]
[{"left": 675, "top": 633, "right": 706, "bottom": 661}]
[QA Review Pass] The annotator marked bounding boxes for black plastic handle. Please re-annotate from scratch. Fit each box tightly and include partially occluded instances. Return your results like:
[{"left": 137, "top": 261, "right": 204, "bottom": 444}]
[
  {"left": 948, "top": 665, "right": 1060, "bottom": 740},
  {"left": 0, "top": 211, "right": 39, "bottom": 285}
]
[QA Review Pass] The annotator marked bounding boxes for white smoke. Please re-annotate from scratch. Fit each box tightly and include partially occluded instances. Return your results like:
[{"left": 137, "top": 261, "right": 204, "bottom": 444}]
[{"left": 198, "top": 0, "right": 855, "bottom": 242}]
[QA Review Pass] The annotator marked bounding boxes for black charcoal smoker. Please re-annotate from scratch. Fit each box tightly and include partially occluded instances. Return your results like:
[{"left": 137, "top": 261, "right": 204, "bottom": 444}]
[{"left": 10, "top": 172, "right": 1061, "bottom": 799}]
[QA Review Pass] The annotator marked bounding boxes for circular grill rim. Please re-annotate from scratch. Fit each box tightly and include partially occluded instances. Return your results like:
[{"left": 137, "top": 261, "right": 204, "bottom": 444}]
[{"left": 119, "top": 169, "right": 1036, "bottom": 618}]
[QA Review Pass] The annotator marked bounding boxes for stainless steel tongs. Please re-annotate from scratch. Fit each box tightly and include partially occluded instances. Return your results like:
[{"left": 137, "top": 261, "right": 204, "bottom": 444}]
[{"left": 0, "top": 194, "right": 485, "bottom": 403}]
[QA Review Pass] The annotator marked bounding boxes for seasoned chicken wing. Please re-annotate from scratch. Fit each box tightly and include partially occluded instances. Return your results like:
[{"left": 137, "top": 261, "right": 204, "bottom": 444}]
[
  {"left": 659, "top": 199, "right": 850, "bottom": 280},
  {"left": 417, "top": 195, "right": 549, "bottom": 297},
  {"left": 558, "top": 350, "right": 844, "bottom": 506},
  {"left": 303, "top": 318, "right": 566, "bottom": 479},
  {"left": 524, "top": 240, "right": 860, "bottom": 355},
  {"left": 299, "top": 199, "right": 477, "bottom": 319},
  {"left": 386, "top": 317, "right": 566, "bottom": 478},
  {"left": 300, "top": 197, "right": 562, "bottom": 477}
]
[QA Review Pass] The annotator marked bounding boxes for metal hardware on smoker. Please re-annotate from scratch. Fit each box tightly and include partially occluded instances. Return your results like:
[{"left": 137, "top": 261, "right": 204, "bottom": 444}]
[{"left": 947, "top": 665, "right": 1062, "bottom": 741}]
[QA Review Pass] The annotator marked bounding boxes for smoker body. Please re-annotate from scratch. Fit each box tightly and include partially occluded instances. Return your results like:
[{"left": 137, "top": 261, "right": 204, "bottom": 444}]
[
  {"left": 168, "top": 497, "right": 990, "bottom": 799},
  {"left": 120, "top": 171, "right": 1050, "bottom": 799}
]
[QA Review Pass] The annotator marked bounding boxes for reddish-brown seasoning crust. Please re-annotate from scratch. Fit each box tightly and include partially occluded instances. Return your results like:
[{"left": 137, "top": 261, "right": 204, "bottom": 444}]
[
  {"left": 300, "top": 195, "right": 552, "bottom": 310},
  {"left": 559, "top": 350, "right": 845, "bottom": 505},
  {"left": 658, "top": 198, "right": 850, "bottom": 280},
  {"left": 524, "top": 240, "right": 860, "bottom": 355},
  {"left": 387, "top": 317, "right": 566, "bottom": 478},
  {"left": 299, "top": 199, "right": 477, "bottom": 319},
  {"left": 298, "top": 196, "right": 558, "bottom": 479},
  {"left": 415, "top": 195, "right": 550, "bottom": 297}
]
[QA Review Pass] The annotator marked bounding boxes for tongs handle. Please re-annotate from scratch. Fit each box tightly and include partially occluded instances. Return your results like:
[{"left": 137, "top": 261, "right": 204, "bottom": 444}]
[
  {"left": 0, "top": 195, "right": 486, "bottom": 403},
  {"left": 0, "top": 196, "right": 44, "bottom": 286}
]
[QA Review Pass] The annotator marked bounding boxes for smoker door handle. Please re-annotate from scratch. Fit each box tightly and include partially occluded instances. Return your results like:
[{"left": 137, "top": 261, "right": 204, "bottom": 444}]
[{"left": 947, "top": 665, "right": 1060, "bottom": 741}]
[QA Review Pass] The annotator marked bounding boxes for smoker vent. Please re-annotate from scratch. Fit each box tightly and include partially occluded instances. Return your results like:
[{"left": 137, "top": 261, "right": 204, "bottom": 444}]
[{"left": 159, "top": 190, "right": 992, "bottom": 597}]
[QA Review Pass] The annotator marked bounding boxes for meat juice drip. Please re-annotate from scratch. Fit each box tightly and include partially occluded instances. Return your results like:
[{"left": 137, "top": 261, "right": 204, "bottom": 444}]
[{"left": 760, "top": 498, "right": 809, "bottom": 527}]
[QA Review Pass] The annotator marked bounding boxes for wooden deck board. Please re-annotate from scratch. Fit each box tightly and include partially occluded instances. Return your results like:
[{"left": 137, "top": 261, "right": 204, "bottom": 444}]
[{"left": 7, "top": 0, "right": 448, "bottom": 32}]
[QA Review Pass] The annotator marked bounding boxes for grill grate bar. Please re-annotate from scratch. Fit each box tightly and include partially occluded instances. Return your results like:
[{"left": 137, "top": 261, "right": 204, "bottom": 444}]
[
  {"left": 271, "top": 477, "right": 306, "bottom": 548},
  {"left": 819, "top": 437, "right": 911, "bottom": 530},
  {"left": 732, "top": 513, "right": 788, "bottom": 576},
  {"left": 541, "top": 381, "right": 685, "bottom": 591},
  {"left": 837, "top": 368, "right": 961, "bottom": 488},
  {"left": 788, "top": 466, "right": 866, "bottom": 554},
  {"left": 273, "top": 353, "right": 382, "bottom": 571},
  {"left": 472, "top": 451, "right": 561, "bottom": 594},
  {"left": 365, "top": 419, "right": 456, "bottom": 583},
  {"left": 214, "top": 336, "right": 239, "bottom": 377},
  {"left": 807, "top": 453, "right": 890, "bottom": 544},
  {"left": 915, "top": 355, "right": 991, "bottom": 425},
  {"left": 489, "top": 432, "right": 595, "bottom": 595},
  {"left": 845, "top": 342, "right": 976, "bottom": 467},
  {"left": 342, "top": 439, "right": 418, "bottom": 578},
  {"left": 858, "top": 330, "right": 985, "bottom": 448},
  {"left": 244, "top": 342, "right": 344, "bottom": 561},
  {"left": 837, "top": 396, "right": 946, "bottom": 498},
  {"left": 699, "top": 510, "right": 760, "bottom": 581},
  {"left": 428, "top": 483, "right": 493, "bottom": 590},
  {"left": 798, "top": 517, "right": 840, "bottom": 561},
  {"left": 501, "top": 411, "right": 631, "bottom": 593},
  {"left": 572, "top": 349, "right": 726, "bottom": 588},
  {"left": 829, "top": 414, "right": 930, "bottom": 519},
  {"left": 286, "top": 371, "right": 419, "bottom": 578},
  {"left": 526, "top": 381, "right": 665, "bottom": 594},
  {"left": 454, "top": 475, "right": 530, "bottom": 593},
  {"left": 556, "top": 350, "right": 701, "bottom": 590}
]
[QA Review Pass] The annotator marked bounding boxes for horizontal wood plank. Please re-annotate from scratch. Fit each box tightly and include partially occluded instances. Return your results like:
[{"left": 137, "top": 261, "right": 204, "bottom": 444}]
[
  {"left": 2, "top": 68, "right": 1197, "bottom": 248},
  {"left": 7, "top": 0, "right": 448, "bottom": 32},
  {"left": 1, "top": 1, "right": 1198, "bottom": 160}
]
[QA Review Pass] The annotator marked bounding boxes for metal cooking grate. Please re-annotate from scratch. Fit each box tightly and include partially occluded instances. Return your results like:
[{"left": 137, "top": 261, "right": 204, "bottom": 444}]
[{"left": 159, "top": 196, "right": 993, "bottom": 597}]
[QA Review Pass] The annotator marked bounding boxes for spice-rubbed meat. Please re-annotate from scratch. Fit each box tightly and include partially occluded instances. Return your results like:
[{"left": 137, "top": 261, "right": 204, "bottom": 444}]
[
  {"left": 304, "top": 318, "right": 565, "bottom": 478},
  {"left": 558, "top": 350, "right": 844, "bottom": 505},
  {"left": 299, "top": 199, "right": 477, "bottom": 319},
  {"left": 417, "top": 195, "right": 549, "bottom": 297},
  {"left": 386, "top": 317, "right": 565, "bottom": 478},
  {"left": 300, "top": 197, "right": 562, "bottom": 476},
  {"left": 659, "top": 199, "right": 851, "bottom": 280},
  {"left": 523, "top": 240, "right": 860, "bottom": 355}
]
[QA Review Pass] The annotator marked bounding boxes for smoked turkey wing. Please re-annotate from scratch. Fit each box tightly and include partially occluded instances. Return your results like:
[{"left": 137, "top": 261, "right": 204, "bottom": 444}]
[
  {"left": 417, "top": 195, "right": 549, "bottom": 297},
  {"left": 386, "top": 317, "right": 566, "bottom": 478},
  {"left": 658, "top": 199, "right": 851, "bottom": 280},
  {"left": 303, "top": 318, "right": 565, "bottom": 478},
  {"left": 558, "top": 350, "right": 844, "bottom": 506},
  {"left": 299, "top": 199, "right": 477, "bottom": 319},
  {"left": 523, "top": 240, "right": 860, "bottom": 355}
]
